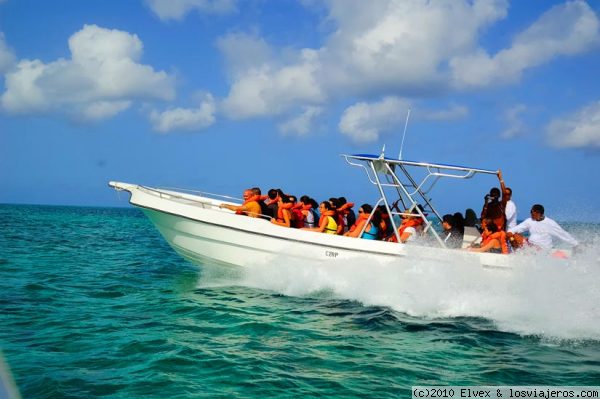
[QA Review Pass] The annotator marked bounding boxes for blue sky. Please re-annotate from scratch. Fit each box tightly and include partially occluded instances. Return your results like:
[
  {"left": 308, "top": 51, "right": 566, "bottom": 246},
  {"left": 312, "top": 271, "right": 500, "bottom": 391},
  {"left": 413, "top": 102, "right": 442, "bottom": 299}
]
[{"left": 0, "top": 0, "right": 599, "bottom": 221}]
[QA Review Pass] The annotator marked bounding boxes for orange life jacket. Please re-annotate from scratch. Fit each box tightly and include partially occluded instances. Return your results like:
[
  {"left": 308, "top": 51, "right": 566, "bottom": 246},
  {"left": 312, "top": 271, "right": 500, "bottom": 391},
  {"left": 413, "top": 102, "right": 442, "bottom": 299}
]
[
  {"left": 235, "top": 195, "right": 261, "bottom": 215},
  {"left": 398, "top": 217, "right": 423, "bottom": 235},
  {"left": 388, "top": 218, "right": 423, "bottom": 243},
  {"left": 319, "top": 210, "right": 338, "bottom": 233},
  {"left": 319, "top": 210, "right": 335, "bottom": 225},
  {"left": 348, "top": 212, "right": 370, "bottom": 233},
  {"left": 277, "top": 202, "right": 294, "bottom": 222},
  {"left": 482, "top": 231, "right": 509, "bottom": 254},
  {"left": 338, "top": 202, "right": 355, "bottom": 216}
]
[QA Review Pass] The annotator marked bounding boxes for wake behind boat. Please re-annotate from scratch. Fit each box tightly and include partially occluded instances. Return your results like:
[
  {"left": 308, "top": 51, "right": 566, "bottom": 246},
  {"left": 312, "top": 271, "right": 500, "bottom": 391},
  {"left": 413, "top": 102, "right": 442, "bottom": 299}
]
[{"left": 107, "top": 152, "right": 553, "bottom": 270}]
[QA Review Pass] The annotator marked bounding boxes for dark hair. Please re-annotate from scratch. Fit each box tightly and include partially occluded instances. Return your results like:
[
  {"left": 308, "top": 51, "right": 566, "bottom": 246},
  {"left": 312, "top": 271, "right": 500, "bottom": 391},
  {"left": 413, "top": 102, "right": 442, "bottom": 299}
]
[
  {"left": 268, "top": 189, "right": 278, "bottom": 200},
  {"left": 289, "top": 195, "right": 297, "bottom": 203},
  {"left": 338, "top": 197, "right": 347, "bottom": 205},
  {"left": 280, "top": 195, "right": 292, "bottom": 204},
  {"left": 484, "top": 219, "right": 499, "bottom": 233},
  {"left": 442, "top": 214, "right": 454, "bottom": 226},
  {"left": 506, "top": 187, "right": 512, "bottom": 195},
  {"left": 300, "top": 195, "right": 310, "bottom": 204},
  {"left": 464, "top": 208, "right": 477, "bottom": 227},
  {"left": 251, "top": 187, "right": 261, "bottom": 195},
  {"left": 453, "top": 212, "right": 464, "bottom": 234},
  {"left": 531, "top": 204, "right": 544, "bottom": 215},
  {"left": 370, "top": 208, "right": 382, "bottom": 228},
  {"left": 490, "top": 187, "right": 501, "bottom": 197},
  {"left": 320, "top": 201, "right": 333, "bottom": 211},
  {"left": 329, "top": 197, "right": 340, "bottom": 209},
  {"left": 360, "top": 203, "right": 373, "bottom": 214}
]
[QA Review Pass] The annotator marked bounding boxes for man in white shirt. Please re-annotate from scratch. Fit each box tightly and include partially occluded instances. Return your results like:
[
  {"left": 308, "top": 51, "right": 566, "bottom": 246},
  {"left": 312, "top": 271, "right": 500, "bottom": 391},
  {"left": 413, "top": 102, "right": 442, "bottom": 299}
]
[
  {"left": 508, "top": 204, "right": 578, "bottom": 250},
  {"left": 504, "top": 187, "right": 517, "bottom": 230}
]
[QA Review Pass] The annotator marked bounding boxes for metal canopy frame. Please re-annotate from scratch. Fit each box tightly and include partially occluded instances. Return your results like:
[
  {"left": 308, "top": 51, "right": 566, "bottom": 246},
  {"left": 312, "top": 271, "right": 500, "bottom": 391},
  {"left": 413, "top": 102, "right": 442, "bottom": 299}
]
[{"left": 343, "top": 152, "right": 498, "bottom": 247}]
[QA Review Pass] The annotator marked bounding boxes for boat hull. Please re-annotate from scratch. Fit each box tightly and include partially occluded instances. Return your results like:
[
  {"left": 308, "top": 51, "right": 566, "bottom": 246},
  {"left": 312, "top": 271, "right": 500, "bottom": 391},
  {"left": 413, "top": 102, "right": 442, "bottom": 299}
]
[{"left": 110, "top": 182, "right": 515, "bottom": 270}]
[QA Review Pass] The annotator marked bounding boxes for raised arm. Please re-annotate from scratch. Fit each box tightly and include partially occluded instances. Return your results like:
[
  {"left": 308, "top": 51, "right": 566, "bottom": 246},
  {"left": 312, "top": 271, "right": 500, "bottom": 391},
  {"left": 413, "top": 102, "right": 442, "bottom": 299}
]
[{"left": 497, "top": 170, "right": 508, "bottom": 207}]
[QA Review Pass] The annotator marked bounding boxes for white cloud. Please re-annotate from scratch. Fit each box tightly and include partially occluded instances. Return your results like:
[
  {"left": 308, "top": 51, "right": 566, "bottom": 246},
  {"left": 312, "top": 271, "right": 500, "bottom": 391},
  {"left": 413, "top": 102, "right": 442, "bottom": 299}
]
[
  {"left": 150, "top": 94, "right": 216, "bottom": 133},
  {"left": 221, "top": 49, "right": 324, "bottom": 119},
  {"left": 0, "top": 32, "right": 16, "bottom": 74},
  {"left": 451, "top": 1, "right": 600, "bottom": 88},
  {"left": 220, "top": 0, "right": 509, "bottom": 120},
  {"left": 0, "top": 24, "right": 175, "bottom": 120},
  {"left": 278, "top": 106, "right": 322, "bottom": 136},
  {"left": 339, "top": 96, "right": 410, "bottom": 143},
  {"left": 320, "top": 0, "right": 509, "bottom": 95},
  {"left": 500, "top": 104, "right": 527, "bottom": 139},
  {"left": 546, "top": 100, "right": 600, "bottom": 149},
  {"left": 219, "top": 0, "right": 600, "bottom": 126},
  {"left": 81, "top": 100, "right": 132, "bottom": 121},
  {"left": 146, "top": 0, "right": 237, "bottom": 21}
]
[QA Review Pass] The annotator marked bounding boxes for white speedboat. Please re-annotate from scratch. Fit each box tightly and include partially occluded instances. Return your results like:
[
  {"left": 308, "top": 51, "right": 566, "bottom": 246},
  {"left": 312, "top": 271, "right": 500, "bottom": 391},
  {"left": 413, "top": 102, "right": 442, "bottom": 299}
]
[{"left": 108, "top": 152, "right": 537, "bottom": 270}]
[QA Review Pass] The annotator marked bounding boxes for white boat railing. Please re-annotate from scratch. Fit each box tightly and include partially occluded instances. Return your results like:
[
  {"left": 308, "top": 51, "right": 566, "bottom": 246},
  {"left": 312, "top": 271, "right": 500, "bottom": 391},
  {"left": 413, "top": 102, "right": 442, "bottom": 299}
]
[
  {"left": 343, "top": 153, "right": 498, "bottom": 247},
  {"left": 157, "top": 186, "right": 243, "bottom": 203},
  {"left": 138, "top": 185, "right": 276, "bottom": 220},
  {"left": 136, "top": 185, "right": 236, "bottom": 209}
]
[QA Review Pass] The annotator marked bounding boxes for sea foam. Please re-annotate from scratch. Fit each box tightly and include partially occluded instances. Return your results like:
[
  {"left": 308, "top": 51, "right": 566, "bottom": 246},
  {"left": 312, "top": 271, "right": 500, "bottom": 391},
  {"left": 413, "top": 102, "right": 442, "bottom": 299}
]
[{"left": 200, "top": 242, "right": 600, "bottom": 341}]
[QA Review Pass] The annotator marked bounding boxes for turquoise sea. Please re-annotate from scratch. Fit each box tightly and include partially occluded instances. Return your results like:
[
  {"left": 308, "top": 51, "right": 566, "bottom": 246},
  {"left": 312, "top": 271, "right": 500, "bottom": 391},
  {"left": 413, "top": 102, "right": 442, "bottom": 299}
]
[{"left": 1, "top": 204, "right": 599, "bottom": 398}]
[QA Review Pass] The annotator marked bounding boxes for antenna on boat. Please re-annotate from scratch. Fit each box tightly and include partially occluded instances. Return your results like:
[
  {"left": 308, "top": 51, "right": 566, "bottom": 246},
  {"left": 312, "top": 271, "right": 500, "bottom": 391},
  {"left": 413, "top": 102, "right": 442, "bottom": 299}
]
[
  {"left": 398, "top": 108, "right": 411, "bottom": 160},
  {"left": 379, "top": 144, "right": 386, "bottom": 159}
]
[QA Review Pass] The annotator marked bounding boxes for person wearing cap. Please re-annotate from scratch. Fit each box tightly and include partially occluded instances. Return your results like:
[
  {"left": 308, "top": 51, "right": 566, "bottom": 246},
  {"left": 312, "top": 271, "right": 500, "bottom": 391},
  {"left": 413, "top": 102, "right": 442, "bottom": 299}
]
[{"left": 508, "top": 204, "right": 578, "bottom": 250}]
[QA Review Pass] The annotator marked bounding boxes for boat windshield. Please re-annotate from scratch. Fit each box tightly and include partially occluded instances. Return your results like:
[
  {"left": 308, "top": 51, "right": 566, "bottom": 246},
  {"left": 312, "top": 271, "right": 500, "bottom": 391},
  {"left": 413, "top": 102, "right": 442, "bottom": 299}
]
[{"left": 343, "top": 153, "right": 498, "bottom": 247}]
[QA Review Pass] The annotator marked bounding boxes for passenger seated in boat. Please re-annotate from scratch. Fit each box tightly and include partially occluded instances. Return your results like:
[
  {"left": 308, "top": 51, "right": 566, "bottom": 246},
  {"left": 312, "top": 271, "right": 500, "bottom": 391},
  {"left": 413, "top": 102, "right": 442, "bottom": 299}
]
[
  {"left": 464, "top": 208, "right": 478, "bottom": 227},
  {"left": 328, "top": 197, "right": 345, "bottom": 235},
  {"left": 271, "top": 192, "right": 294, "bottom": 228},
  {"left": 299, "top": 195, "right": 318, "bottom": 228},
  {"left": 289, "top": 195, "right": 305, "bottom": 228},
  {"left": 377, "top": 205, "right": 393, "bottom": 240},
  {"left": 344, "top": 204, "right": 380, "bottom": 240},
  {"left": 453, "top": 212, "right": 465, "bottom": 237},
  {"left": 468, "top": 219, "right": 508, "bottom": 254},
  {"left": 337, "top": 197, "right": 356, "bottom": 233},
  {"left": 389, "top": 208, "right": 424, "bottom": 243},
  {"left": 265, "top": 189, "right": 279, "bottom": 219},
  {"left": 219, "top": 189, "right": 262, "bottom": 218},
  {"left": 442, "top": 214, "right": 463, "bottom": 249},
  {"left": 251, "top": 187, "right": 270, "bottom": 219},
  {"left": 301, "top": 201, "right": 338, "bottom": 234}
]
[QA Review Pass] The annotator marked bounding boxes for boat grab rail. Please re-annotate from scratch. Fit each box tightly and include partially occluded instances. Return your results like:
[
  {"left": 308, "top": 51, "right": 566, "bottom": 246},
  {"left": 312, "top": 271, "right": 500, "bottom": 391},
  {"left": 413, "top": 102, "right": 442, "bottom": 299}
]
[
  {"left": 137, "top": 185, "right": 238, "bottom": 208},
  {"left": 157, "top": 186, "right": 242, "bottom": 202},
  {"left": 137, "top": 185, "right": 278, "bottom": 221}
]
